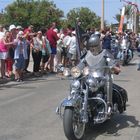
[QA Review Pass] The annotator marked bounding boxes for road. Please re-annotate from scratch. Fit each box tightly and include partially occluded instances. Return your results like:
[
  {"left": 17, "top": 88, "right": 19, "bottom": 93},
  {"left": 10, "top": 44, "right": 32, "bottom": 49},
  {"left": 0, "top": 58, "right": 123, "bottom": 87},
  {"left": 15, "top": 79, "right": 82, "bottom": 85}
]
[{"left": 0, "top": 55, "right": 140, "bottom": 140}]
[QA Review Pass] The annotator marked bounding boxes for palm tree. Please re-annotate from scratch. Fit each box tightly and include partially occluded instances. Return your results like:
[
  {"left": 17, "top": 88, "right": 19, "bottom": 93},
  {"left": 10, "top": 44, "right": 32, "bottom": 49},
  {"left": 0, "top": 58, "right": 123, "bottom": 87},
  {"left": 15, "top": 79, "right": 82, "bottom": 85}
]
[{"left": 124, "top": 5, "right": 132, "bottom": 23}]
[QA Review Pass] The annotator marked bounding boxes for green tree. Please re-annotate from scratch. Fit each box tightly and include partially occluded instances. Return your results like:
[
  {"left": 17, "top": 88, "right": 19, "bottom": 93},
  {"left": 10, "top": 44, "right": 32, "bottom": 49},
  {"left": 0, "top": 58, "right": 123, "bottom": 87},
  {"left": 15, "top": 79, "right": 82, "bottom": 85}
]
[
  {"left": 0, "top": 0, "right": 63, "bottom": 30},
  {"left": 66, "top": 7, "right": 101, "bottom": 30}
]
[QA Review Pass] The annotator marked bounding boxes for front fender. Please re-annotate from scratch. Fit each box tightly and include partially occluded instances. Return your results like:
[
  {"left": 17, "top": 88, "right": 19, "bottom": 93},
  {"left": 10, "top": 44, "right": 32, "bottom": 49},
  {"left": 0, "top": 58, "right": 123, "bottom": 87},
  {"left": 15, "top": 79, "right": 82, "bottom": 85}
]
[
  {"left": 62, "top": 97, "right": 77, "bottom": 107},
  {"left": 56, "top": 97, "right": 76, "bottom": 118}
]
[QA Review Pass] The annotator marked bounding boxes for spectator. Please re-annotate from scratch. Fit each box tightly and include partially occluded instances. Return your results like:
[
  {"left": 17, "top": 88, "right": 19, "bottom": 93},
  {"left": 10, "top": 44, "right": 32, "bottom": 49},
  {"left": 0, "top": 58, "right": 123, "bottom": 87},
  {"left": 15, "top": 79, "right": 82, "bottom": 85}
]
[
  {"left": 0, "top": 25, "right": 4, "bottom": 39},
  {"left": 0, "top": 31, "right": 14, "bottom": 79},
  {"left": 102, "top": 31, "right": 112, "bottom": 51},
  {"left": 40, "top": 28, "right": 51, "bottom": 73},
  {"left": 14, "top": 31, "right": 29, "bottom": 81},
  {"left": 56, "top": 33, "right": 64, "bottom": 66},
  {"left": 16, "top": 25, "right": 23, "bottom": 34},
  {"left": 23, "top": 25, "right": 34, "bottom": 73},
  {"left": 67, "top": 30, "right": 77, "bottom": 67},
  {"left": 46, "top": 22, "right": 59, "bottom": 73},
  {"left": 62, "top": 31, "right": 71, "bottom": 67},
  {"left": 31, "top": 31, "right": 43, "bottom": 76},
  {"left": 5, "top": 24, "right": 17, "bottom": 78}
]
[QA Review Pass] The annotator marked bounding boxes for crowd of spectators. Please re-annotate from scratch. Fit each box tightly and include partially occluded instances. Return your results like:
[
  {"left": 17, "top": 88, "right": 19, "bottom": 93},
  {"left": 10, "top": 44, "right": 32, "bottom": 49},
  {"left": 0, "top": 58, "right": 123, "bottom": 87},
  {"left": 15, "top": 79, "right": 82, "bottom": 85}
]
[{"left": 0, "top": 23, "right": 139, "bottom": 82}]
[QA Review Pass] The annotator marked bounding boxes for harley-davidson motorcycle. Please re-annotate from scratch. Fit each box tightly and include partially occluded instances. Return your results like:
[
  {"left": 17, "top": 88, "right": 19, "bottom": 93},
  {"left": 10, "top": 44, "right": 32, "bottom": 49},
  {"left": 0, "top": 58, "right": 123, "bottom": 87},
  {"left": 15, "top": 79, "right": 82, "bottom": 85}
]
[
  {"left": 117, "top": 37, "right": 133, "bottom": 66},
  {"left": 56, "top": 35, "right": 128, "bottom": 140}
]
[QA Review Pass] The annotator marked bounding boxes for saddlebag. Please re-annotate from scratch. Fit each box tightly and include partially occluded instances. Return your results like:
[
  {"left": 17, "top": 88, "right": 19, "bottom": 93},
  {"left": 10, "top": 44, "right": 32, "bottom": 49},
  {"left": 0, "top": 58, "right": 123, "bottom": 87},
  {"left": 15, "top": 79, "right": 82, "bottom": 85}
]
[{"left": 113, "top": 84, "right": 128, "bottom": 113}]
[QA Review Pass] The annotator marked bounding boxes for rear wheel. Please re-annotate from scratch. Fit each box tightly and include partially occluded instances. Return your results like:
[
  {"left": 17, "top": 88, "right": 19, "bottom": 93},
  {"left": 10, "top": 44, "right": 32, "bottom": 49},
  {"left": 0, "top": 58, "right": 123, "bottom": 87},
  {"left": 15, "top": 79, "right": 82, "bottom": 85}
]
[{"left": 63, "top": 107, "right": 85, "bottom": 140}]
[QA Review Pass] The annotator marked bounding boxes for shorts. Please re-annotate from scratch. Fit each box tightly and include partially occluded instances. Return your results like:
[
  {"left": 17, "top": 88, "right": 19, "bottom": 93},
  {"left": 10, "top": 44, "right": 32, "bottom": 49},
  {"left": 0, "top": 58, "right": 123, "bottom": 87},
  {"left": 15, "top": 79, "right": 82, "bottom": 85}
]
[
  {"left": 51, "top": 47, "right": 57, "bottom": 55},
  {"left": 0, "top": 52, "right": 8, "bottom": 60},
  {"left": 15, "top": 54, "right": 25, "bottom": 70}
]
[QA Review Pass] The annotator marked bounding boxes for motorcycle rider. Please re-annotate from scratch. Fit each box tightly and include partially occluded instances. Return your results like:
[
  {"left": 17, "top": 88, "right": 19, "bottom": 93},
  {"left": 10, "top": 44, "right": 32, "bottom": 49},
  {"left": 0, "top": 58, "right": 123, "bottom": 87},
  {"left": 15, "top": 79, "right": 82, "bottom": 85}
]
[{"left": 79, "top": 34, "right": 124, "bottom": 112}]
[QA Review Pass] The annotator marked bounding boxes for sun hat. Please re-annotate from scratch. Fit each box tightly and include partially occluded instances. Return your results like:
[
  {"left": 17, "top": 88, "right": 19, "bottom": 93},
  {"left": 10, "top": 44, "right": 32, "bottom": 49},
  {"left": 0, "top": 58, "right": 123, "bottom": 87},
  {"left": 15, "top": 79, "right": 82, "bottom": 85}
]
[
  {"left": 9, "top": 24, "right": 16, "bottom": 31},
  {"left": 18, "top": 31, "right": 24, "bottom": 37},
  {"left": 37, "top": 31, "right": 42, "bottom": 34},
  {"left": 16, "top": 25, "right": 23, "bottom": 30}
]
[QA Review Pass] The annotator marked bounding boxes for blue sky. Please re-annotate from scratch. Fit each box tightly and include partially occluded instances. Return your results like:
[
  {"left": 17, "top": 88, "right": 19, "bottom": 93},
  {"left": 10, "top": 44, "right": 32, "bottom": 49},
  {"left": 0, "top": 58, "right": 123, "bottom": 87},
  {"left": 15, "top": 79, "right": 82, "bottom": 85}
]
[{"left": 0, "top": 0, "right": 138, "bottom": 24}]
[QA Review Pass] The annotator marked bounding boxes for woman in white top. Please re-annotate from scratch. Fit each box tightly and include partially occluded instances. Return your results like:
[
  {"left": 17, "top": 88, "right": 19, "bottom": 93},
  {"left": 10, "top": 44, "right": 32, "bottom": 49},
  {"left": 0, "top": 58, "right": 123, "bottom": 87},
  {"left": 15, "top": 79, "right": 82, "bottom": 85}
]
[{"left": 31, "top": 31, "right": 43, "bottom": 75}]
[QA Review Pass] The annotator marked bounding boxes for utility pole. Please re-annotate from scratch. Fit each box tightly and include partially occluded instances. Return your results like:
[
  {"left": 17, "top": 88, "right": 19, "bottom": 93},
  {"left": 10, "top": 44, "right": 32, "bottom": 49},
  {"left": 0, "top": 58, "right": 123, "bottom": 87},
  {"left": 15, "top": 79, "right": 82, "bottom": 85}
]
[
  {"left": 101, "top": 0, "right": 104, "bottom": 30},
  {"left": 134, "top": 0, "right": 138, "bottom": 34}
]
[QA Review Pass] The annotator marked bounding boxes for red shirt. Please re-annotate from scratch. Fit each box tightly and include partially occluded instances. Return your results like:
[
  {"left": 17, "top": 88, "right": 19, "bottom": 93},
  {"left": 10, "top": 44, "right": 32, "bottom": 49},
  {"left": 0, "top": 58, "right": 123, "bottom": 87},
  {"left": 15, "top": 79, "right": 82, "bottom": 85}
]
[
  {"left": 46, "top": 29, "right": 59, "bottom": 48},
  {"left": 24, "top": 28, "right": 32, "bottom": 41}
]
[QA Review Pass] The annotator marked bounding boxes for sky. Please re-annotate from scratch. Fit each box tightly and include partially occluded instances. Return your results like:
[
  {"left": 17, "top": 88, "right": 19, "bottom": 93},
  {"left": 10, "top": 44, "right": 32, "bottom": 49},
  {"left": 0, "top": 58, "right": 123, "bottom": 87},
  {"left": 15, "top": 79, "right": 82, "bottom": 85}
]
[{"left": 0, "top": 0, "right": 139, "bottom": 24}]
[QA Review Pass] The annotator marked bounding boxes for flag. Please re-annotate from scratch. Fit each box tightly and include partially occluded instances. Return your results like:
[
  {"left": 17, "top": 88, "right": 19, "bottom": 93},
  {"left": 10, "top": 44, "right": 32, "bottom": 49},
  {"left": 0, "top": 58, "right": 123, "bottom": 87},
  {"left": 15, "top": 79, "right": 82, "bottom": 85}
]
[{"left": 75, "top": 19, "right": 86, "bottom": 59}]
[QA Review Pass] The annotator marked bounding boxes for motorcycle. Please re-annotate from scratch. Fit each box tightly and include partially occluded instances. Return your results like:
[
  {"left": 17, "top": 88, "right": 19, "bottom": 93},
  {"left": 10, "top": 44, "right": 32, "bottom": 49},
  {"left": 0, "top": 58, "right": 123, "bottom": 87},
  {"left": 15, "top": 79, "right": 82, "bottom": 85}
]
[
  {"left": 117, "top": 37, "right": 133, "bottom": 66},
  {"left": 111, "top": 36, "right": 120, "bottom": 59},
  {"left": 56, "top": 50, "right": 128, "bottom": 140}
]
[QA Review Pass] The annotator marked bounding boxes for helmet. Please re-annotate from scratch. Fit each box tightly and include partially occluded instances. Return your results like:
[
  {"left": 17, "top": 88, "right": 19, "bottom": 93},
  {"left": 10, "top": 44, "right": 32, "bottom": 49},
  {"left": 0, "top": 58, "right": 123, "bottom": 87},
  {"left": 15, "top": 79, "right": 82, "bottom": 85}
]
[
  {"left": 87, "top": 34, "right": 101, "bottom": 55},
  {"left": 94, "top": 31, "right": 100, "bottom": 37}
]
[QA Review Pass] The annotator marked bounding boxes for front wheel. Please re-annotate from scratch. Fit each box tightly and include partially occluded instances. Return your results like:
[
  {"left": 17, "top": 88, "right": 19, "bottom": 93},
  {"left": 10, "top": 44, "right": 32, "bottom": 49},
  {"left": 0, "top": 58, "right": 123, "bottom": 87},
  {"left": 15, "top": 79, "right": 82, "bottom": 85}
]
[
  {"left": 63, "top": 107, "right": 85, "bottom": 140},
  {"left": 122, "top": 57, "right": 128, "bottom": 66}
]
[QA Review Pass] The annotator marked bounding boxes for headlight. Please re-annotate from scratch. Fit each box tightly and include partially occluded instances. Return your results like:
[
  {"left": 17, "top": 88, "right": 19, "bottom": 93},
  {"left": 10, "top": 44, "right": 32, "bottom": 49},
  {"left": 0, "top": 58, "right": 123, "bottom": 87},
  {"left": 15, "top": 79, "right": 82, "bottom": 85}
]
[
  {"left": 86, "top": 77, "right": 98, "bottom": 87},
  {"left": 86, "top": 77, "right": 98, "bottom": 92},
  {"left": 106, "top": 58, "right": 111, "bottom": 62},
  {"left": 92, "top": 71, "right": 99, "bottom": 78},
  {"left": 63, "top": 68, "right": 71, "bottom": 77},
  {"left": 71, "top": 67, "right": 81, "bottom": 78},
  {"left": 71, "top": 80, "right": 80, "bottom": 90},
  {"left": 83, "top": 67, "right": 89, "bottom": 76}
]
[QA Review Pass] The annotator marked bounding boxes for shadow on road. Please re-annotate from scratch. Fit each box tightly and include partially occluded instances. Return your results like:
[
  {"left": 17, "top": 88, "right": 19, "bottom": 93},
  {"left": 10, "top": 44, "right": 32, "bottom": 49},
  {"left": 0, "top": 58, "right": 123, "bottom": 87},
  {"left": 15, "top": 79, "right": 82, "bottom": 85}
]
[
  {"left": 83, "top": 114, "right": 140, "bottom": 140},
  {"left": 0, "top": 76, "right": 65, "bottom": 90}
]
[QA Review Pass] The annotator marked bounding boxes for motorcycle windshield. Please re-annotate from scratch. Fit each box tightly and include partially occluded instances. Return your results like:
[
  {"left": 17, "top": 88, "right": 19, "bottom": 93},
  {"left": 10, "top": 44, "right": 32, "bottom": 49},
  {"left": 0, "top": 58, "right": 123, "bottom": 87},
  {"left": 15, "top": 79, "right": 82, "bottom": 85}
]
[
  {"left": 84, "top": 50, "right": 116, "bottom": 77},
  {"left": 85, "top": 49, "right": 115, "bottom": 68}
]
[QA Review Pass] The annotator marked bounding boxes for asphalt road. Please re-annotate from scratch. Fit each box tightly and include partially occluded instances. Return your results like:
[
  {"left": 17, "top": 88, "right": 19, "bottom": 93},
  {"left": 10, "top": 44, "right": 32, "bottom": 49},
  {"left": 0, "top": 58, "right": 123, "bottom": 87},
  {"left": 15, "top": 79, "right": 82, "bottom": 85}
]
[{"left": 0, "top": 55, "right": 140, "bottom": 140}]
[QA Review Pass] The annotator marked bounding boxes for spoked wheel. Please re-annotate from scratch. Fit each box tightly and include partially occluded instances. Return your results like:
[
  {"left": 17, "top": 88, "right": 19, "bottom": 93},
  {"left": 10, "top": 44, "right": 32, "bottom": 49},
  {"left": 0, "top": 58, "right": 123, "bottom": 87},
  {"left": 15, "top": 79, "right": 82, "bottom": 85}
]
[{"left": 63, "top": 107, "right": 85, "bottom": 140}]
